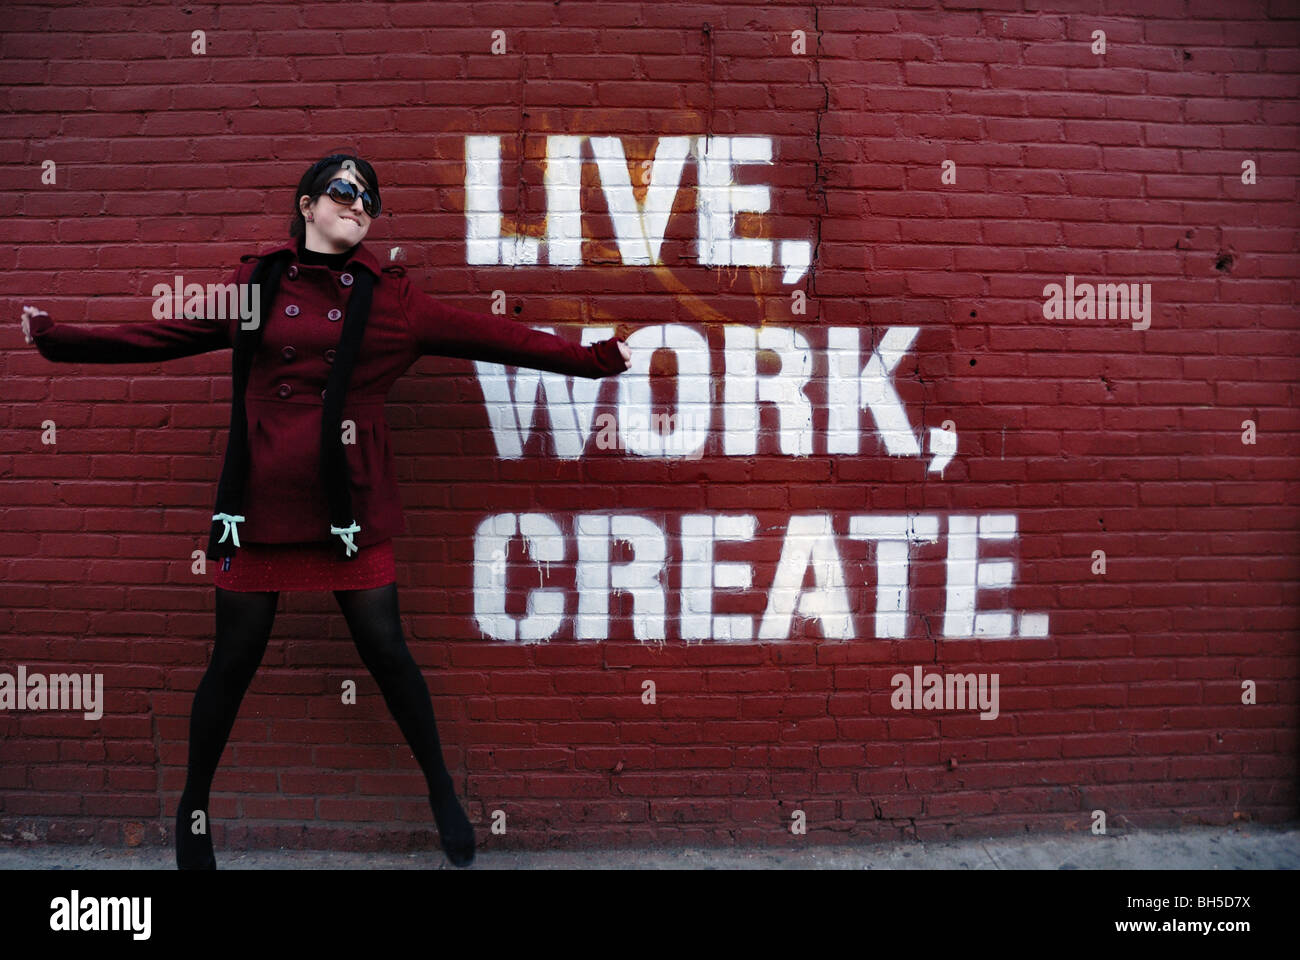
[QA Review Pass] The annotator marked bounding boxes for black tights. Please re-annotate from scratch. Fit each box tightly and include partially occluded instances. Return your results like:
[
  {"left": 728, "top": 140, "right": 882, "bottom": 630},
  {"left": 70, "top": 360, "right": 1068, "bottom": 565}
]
[{"left": 176, "top": 584, "right": 474, "bottom": 868}]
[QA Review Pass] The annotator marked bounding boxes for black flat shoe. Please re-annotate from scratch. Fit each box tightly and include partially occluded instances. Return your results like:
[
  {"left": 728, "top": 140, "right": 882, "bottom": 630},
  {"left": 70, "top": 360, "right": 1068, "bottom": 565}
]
[
  {"left": 429, "top": 790, "right": 475, "bottom": 867},
  {"left": 175, "top": 802, "right": 217, "bottom": 870}
]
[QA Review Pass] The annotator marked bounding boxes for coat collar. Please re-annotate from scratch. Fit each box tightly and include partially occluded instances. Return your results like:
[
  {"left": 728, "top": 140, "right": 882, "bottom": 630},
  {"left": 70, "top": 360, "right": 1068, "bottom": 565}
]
[{"left": 245, "top": 239, "right": 384, "bottom": 278}]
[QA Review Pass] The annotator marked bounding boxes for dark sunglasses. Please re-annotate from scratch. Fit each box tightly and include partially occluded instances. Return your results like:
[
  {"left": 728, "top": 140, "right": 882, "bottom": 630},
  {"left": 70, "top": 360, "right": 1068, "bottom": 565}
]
[{"left": 320, "top": 178, "right": 381, "bottom": 217}]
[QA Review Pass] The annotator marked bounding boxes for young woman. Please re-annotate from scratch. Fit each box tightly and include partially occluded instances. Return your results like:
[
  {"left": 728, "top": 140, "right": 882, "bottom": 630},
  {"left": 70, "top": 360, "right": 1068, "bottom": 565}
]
[{"left": 20, "top": 153, "right": 632, "bottom": 869}]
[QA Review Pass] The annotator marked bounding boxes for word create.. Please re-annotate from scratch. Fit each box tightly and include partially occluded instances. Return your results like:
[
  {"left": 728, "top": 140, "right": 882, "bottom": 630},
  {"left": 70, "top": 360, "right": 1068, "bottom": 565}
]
[{"left": 473, "top": 511, "right": 1050, "bottom": 643}]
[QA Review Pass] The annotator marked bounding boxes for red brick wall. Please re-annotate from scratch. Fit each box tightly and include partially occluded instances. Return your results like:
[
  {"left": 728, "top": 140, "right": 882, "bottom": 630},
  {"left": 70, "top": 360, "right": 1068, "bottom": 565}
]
[{"left": 1, "top": 0, "right": 1296, "bottom": 851}]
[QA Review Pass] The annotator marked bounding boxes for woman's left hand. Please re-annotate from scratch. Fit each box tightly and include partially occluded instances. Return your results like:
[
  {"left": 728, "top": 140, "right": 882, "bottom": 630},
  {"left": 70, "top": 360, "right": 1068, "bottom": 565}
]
[{"left": 616, "top": 340, "right": 631, "bottom": 364}]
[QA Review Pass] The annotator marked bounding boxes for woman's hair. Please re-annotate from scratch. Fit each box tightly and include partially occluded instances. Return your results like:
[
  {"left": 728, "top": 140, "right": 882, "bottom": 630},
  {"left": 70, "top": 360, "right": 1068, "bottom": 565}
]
[{"left": 288, "top": 153, "right": 381, "bottom": 239}]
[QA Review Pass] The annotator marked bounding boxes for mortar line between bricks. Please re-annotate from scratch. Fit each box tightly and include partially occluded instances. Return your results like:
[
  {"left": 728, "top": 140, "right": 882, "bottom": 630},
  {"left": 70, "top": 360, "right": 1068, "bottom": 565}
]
[
  {"left": 810, "top": 3, "right": 828, "bottom": 298},
  {"left": 513, "top": 44, "right": 529, "bottom": 244}
]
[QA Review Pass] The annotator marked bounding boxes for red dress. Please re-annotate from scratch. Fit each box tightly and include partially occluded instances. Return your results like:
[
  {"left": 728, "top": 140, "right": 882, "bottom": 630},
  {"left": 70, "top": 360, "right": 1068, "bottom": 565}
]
[{"left": 212, "top": 538, "right": 396, "bottom": 592}]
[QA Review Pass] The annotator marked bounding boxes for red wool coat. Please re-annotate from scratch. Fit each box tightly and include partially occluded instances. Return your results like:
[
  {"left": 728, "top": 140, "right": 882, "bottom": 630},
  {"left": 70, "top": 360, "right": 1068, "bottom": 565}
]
[{"left": 29, "top": 240, "right": 629, "bottom": 548}]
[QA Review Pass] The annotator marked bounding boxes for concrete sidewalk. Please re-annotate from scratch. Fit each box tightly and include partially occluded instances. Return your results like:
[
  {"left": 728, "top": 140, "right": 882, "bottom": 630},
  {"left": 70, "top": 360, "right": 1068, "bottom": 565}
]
[{"left": 1, "top": 823, "right": 1296, "bottom": 869}]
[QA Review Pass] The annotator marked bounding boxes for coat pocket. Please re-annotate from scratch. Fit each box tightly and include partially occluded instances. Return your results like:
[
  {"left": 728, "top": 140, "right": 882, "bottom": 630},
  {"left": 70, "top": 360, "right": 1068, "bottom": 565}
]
[
  {"left": 247, "top": 403, "right": 325, "bottom": 491},
  {"left": 341, "top": 412, "right": 387, "bottom": 491}
]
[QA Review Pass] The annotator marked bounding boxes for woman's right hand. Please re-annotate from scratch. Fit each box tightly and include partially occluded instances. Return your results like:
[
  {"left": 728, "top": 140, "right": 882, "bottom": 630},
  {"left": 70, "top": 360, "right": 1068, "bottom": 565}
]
[{"left": 20, "top": 305, "right": 49, "bottom": 344}]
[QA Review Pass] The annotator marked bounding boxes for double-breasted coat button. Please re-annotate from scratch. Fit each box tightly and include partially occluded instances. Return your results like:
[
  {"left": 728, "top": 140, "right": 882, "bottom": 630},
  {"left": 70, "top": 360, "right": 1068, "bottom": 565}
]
[
  {"left": 284, "top": 303, "right": 300, "bottom": 317},
  {"left": 277, "top": 383, "right": 292, "bottom": 398},
  {"left": 340, "top": 272, "right": 354, "bottom": 287},
  {"left": 281, "top": 345, "right": 296, "bottom": 361},
  {"left": 324, "top": 348, "right": 336, "bottom": 364},
  {"left": 327, "top": 308, "right": 342, "bottom": 322},
  {"left": 287, "top": 265, "right": 299, "bottom": 280}
]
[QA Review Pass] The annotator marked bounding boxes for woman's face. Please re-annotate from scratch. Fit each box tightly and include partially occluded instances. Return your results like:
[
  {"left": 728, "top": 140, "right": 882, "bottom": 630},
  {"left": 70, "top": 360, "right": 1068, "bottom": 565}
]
[{"left": 299, "top": 166, "right": 372, "bottom": 251}]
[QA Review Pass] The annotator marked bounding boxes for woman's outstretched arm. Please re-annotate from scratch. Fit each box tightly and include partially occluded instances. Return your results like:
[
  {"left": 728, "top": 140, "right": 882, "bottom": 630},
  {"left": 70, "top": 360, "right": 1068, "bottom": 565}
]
[
  {"left": 401, "top": 278, "right": 629, "bottom": 379},
  {"left": 19, "top": 266, "right": 243, "bottom": 364}
]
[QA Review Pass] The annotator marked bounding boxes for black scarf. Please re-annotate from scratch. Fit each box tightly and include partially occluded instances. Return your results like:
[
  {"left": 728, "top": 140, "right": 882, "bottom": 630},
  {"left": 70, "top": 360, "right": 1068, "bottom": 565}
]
[{"left": 207, "top": 248, "right": 376, "bottom": 562}]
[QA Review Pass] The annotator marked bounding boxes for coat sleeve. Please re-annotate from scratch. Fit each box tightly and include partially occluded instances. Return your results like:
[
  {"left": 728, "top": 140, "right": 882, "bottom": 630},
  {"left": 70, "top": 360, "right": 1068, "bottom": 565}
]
[
  {"left": 27, "top": 265, "right": 242, "bottom": 364},
  {"left": 400, "top": 277, "right": 628, "bottom": 379}
]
